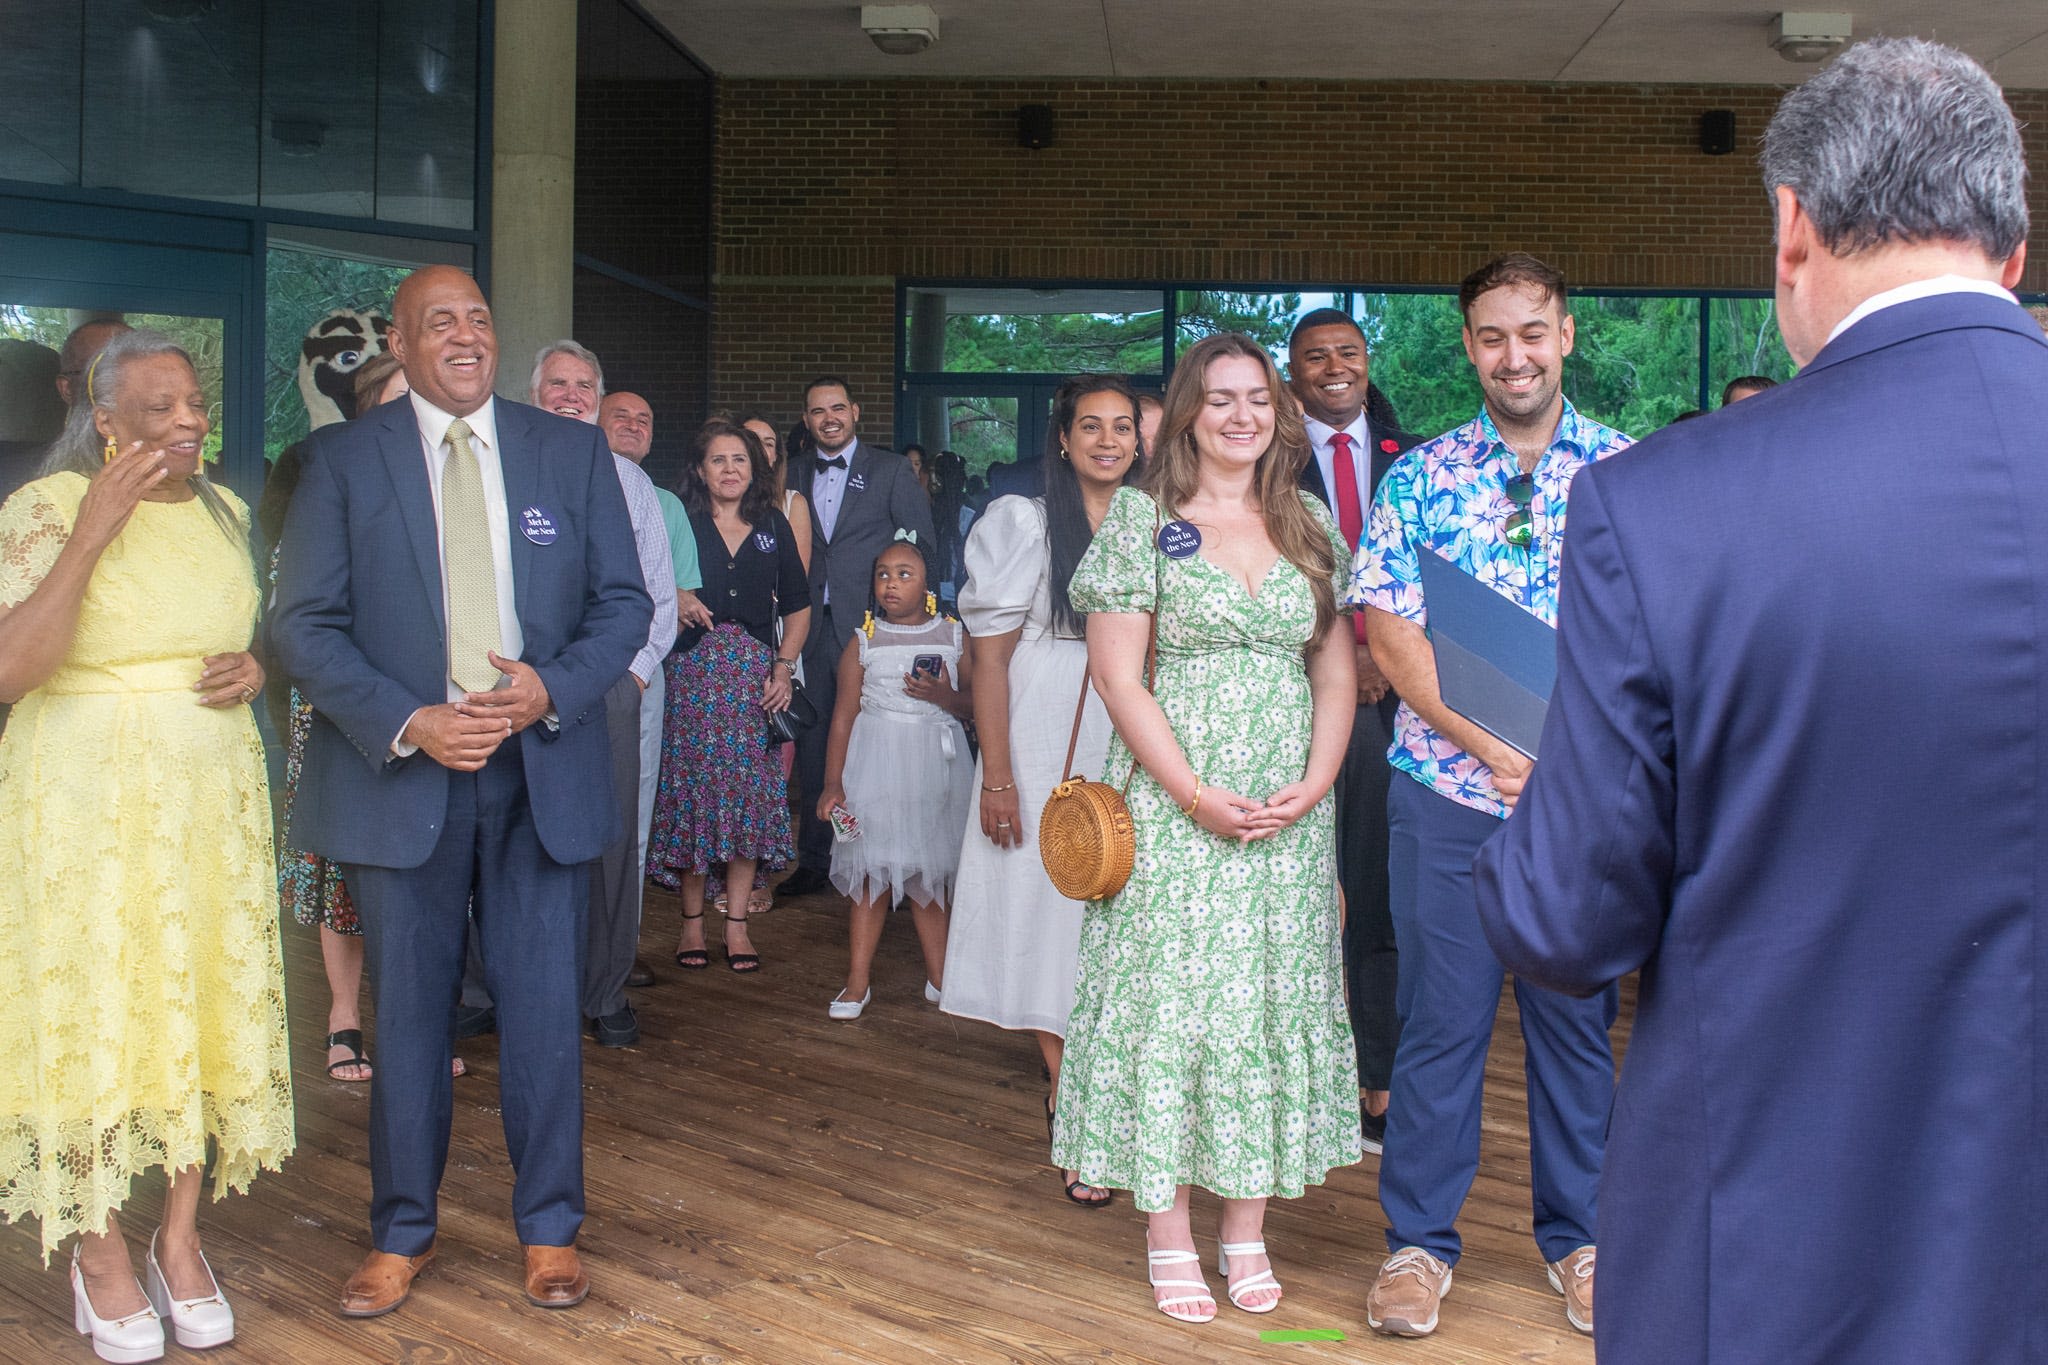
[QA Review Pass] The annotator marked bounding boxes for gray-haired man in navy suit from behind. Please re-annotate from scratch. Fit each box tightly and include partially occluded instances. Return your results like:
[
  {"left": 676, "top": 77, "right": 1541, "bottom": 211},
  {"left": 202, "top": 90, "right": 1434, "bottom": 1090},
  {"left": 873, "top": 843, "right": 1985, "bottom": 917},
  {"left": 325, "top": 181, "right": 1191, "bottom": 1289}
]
[
  {"left": 779, "top": 377, "right": 936, "bottom": 896},
  {"left": 274, "top": 265, "right": 650, "bottom": 1321},
  {"left": 1476, "top": 38, "right": 2046, "bottom": 1365}
]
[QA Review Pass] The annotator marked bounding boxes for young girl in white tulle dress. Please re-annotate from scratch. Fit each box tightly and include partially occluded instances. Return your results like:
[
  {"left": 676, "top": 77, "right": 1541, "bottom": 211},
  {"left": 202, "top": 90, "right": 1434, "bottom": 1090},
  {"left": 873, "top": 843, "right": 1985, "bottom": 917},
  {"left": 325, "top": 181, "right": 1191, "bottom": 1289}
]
[{"left": 817, "top": 536, "right": 975, "bottom": 1019}]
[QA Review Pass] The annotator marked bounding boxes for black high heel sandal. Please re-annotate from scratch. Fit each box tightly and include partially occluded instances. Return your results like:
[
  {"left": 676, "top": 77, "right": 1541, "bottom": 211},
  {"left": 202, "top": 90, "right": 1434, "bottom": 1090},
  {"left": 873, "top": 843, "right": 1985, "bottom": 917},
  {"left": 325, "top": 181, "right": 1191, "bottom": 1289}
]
[
  {"left": 1047, "top": 1096, "right": 1113, "bottom": 1208},
  {"left": 673, "top": 909, "right": 710, "bottom": 970},
  {"left": 722, "top": 913, "right": 761, "bottom": 973}
]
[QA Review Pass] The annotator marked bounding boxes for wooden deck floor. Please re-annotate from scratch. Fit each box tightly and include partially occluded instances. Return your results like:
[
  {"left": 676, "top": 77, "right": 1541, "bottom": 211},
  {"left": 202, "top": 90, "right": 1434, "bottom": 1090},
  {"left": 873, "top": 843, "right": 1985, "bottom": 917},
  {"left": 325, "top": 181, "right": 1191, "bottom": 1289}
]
[{"left": 0, "top": 879, "right": 1628, "bottom": 1364}]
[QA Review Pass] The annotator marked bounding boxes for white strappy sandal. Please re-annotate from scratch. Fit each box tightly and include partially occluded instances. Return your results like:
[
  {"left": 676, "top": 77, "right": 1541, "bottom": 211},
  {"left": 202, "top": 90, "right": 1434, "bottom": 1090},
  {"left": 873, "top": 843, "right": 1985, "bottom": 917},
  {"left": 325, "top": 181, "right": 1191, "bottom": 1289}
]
[
  {"left": 1217, "top": 1240, "right": 1283, "bottom": 1313},
  {"left": 1146, "top": 1246, "right": 1217, "bottom": 1324}
]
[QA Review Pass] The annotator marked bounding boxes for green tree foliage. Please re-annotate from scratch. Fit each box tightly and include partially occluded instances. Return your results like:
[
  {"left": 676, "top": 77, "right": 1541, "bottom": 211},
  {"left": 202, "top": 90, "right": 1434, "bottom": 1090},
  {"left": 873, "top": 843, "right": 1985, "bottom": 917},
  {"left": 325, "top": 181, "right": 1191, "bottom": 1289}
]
[
  {"left": 1565, "top": 295, "right": 1703, "bottom": 436},
  {"left": 941, "top": 395, "right": 1018, "bottom": 478},
  {"left": 937, "top": 309, "right": 1162, "bottom": 375},
  {"left": 1707, "top": 297, "right": 1799, "bottom": 401},
  {"left": 1357, "top": 293, "right": 1482, "bottom": 441},
  {"left": 1174, "top": 290, "right": 1303, "bottom": 352}
]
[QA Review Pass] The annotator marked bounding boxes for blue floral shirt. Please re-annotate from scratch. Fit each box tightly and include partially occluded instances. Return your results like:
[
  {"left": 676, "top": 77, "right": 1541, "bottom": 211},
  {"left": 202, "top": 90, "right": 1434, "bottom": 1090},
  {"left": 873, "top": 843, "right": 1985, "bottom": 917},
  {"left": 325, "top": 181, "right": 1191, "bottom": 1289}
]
[{"left": 1346, "top": 399, "right": 1633, "bottom": 818}]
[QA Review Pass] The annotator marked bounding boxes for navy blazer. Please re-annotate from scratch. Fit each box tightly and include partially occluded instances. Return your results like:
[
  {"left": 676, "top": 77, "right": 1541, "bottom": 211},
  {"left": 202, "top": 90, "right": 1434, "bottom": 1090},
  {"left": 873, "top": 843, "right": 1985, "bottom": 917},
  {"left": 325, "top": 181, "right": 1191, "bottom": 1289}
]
[
  {"left": 1474, "top": 293, "right": 2048, "bottom": 1365},
  {"left": 273, "top": 396, "right": 653, "bottom": 869}
]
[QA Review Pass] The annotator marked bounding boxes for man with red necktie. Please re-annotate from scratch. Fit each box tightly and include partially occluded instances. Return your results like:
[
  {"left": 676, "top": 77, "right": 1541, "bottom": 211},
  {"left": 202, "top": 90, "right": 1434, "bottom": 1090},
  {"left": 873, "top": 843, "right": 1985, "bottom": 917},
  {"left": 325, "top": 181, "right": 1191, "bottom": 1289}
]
[{"left": 1287, "top": 307, "right": 1421, "bottom": 1155}]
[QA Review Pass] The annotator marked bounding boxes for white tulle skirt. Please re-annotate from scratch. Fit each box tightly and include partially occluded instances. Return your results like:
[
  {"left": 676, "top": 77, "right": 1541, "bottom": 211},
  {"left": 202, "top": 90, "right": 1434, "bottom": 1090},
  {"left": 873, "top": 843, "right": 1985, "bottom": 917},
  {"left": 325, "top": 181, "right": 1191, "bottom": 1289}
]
[{"left": 830, "top": 710, "right": 974, "bottom": 907}]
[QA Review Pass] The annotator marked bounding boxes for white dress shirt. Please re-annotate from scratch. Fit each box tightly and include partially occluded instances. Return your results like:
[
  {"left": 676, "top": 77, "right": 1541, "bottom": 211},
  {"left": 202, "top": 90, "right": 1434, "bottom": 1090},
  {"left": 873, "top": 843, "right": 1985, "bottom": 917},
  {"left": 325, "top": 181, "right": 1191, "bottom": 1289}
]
[
  {"left": 1304, "top": 412, "right": 1373, "bottom": 517},
  {"left": 613, "top": 453, "right": 679, "bottom": 684},
  {"left": 1827, "top": 274, "right": 2019, "bottom": 346},
  {"left": 811, "top": 437, "right": 857, "bottom": 542}
]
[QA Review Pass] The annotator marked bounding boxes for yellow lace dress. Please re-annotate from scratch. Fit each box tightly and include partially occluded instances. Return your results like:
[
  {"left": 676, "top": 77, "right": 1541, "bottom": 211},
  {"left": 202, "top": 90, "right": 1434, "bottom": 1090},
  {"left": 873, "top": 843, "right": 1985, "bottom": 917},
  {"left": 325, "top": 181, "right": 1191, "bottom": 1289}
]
[{"left": 0, "top": 472, "right": 295, "bottom": 1259}]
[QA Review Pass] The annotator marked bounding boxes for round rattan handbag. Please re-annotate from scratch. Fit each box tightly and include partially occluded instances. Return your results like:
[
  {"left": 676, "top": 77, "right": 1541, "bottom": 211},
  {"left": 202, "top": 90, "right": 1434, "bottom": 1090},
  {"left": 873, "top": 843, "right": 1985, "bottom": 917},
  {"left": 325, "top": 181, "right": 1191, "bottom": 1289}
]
[
  {"left": 1039, "top": 520, "right": 1161, "bottom": 902},
  {"left": 1038, "top": 679, "right": 1138, "bottom": 902}
]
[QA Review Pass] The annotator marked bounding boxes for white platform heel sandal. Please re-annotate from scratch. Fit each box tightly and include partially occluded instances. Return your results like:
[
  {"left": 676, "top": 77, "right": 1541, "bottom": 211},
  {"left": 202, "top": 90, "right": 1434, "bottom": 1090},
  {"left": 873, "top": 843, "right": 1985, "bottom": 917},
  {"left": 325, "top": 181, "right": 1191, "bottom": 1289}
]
[
  {"left": 143, "top": 1229, "right": 234, "bottom": 1349},
  {"left": 1217, "top": 1240, "right": 1283, "bottom": 1313},
  {"left": 1146, "top": 1246, "right": 1217, "bottom": 1324},
  {"left": 70, "top": 1246, "right": 164, "bottom": 1364}
]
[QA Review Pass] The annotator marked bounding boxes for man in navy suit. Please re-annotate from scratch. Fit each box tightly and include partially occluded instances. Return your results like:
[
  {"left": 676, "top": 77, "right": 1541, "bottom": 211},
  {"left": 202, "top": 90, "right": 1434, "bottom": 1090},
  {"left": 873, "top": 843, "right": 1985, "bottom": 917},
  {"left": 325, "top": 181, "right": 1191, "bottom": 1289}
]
[
  {"left": 274, "top": 266, "right": 651, "bottom": 1319},
  {"left": 1475, "top": 39, "right": 2044, "bottom": 1365},
  {"left": 1286, "top": 308, "right": 1420, "bottom": 1153}
]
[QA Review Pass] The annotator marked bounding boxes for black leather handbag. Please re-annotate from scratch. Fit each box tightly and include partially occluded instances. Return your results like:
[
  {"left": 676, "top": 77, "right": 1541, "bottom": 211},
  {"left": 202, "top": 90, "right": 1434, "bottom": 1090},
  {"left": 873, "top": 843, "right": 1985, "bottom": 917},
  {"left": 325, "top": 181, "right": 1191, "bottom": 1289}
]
[{"left": 766, "top": 675, "right": 818, "bottom": 744}]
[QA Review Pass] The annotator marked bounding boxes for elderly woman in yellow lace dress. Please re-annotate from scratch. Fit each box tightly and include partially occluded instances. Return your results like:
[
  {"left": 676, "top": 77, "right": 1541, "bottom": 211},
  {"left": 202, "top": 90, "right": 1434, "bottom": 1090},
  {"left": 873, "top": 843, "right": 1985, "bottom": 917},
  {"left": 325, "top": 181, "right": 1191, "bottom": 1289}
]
[{"left": 0, "top": 330, "right": 293, "bottom": 1362}]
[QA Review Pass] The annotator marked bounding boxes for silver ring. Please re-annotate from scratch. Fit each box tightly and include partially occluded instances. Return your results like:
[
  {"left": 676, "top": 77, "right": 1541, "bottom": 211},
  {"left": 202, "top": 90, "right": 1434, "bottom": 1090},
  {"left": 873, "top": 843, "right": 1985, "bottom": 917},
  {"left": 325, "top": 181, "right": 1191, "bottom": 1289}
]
[{"left": 996, "top": 819, "right": 1012, "bottom": 827}]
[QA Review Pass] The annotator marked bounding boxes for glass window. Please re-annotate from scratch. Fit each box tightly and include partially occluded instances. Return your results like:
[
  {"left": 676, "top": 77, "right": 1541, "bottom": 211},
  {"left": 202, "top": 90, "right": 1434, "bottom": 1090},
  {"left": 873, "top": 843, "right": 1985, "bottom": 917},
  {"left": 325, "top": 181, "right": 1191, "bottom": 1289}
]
[
  {"left": 1355, "top": 292, "right": 1478, "bottom": 442},
  {"left": 376, "top": 0, "right": 479, "bottom": 229},
  {"left": 0, "top": 3, "right": 83, "bottom": 184},
  {"left": 1565, "top": 294, "right": 1703, "bottom": 436},
  {"left": 1707, "top": 296, "right": 1799, "bottom": 408},
  {"left": 1175, "top": 289, "right": 1337, "bottom": 359},
  {"left": 260, "top": 4, "right": 378, "bottom": 217},
  {"left": 900, "top": 392, "right": 1020, "bottom": 479},
  {"left": 905, "top": 287, "right": 1165, "bottom": 375},
  {"left": 0, "top": 302, "right": 227, "bottom": 466},
  {"left": 572, "top": 266, "right": 710, "bottom": 492},
  {"left": 263, "top": 228, "right": 470, "bottom": 463},
  {"left": 82, "top": 0, "right": 261, "bottom": 204}
]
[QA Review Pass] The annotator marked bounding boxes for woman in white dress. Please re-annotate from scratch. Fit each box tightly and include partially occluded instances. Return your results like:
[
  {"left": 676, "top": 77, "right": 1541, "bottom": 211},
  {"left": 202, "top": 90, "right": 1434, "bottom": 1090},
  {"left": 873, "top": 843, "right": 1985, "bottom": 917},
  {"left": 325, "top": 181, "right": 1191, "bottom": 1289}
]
[{"left": 942, "top": 374, "right": 1142, "bottom": 1206}]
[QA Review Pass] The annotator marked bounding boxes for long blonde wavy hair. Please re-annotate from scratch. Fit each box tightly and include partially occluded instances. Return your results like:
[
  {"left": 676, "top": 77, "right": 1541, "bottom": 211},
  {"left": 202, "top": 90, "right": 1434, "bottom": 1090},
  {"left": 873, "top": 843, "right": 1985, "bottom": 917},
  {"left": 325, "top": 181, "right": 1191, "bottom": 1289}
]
[{"left": 1139, "top": 331, "right": 1338, "bottom": 641}]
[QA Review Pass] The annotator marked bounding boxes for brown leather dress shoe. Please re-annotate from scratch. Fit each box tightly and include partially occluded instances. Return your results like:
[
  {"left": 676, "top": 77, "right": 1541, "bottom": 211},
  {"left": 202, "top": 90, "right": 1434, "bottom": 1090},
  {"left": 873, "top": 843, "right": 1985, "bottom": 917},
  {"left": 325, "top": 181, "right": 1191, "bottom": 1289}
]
[
  {"left": 522, "top": 1244, "right": 589, "bottom": 1309},
  {"left": 338, "top": 1244, "right": 435, "bottom": 1318}
]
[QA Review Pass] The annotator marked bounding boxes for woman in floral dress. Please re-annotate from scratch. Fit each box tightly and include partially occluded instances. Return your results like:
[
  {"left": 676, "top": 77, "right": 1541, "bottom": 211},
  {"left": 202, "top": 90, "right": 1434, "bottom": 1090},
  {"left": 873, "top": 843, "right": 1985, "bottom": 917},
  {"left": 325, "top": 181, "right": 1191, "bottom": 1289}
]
[{"left": 1054, "top": 333, "right": 1361, "bottom": 1324}]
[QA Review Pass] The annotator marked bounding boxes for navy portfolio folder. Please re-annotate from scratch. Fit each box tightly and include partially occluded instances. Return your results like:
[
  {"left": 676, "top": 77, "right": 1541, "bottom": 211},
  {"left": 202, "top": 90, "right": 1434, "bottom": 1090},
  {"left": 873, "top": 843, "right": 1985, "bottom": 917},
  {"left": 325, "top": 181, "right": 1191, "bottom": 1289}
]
[{"left": 1417, "top": 548, "right": 1557, "bottom": 758}]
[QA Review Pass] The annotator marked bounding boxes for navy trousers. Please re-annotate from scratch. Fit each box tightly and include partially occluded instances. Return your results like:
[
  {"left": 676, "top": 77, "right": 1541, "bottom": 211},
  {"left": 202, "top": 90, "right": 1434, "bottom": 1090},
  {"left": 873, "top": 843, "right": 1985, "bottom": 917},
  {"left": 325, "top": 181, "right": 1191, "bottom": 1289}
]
[
  {"left": 344, "top": 735, "right": 588, "bottom": 1255},
  {"left": 1378, "top": 774, "right": 1616, "bottom": 1265}
]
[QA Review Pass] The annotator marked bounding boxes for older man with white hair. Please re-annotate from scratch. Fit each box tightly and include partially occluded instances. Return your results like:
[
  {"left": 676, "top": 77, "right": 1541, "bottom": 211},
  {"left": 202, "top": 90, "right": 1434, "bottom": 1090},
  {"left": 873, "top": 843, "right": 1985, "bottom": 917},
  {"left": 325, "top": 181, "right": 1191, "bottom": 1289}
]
[
  {"left": 1475, "top": 38, "right": 2044, "bottom": 1365},
  {"left": 459, "top": 340, "right": 676, "bottom": 1047}
]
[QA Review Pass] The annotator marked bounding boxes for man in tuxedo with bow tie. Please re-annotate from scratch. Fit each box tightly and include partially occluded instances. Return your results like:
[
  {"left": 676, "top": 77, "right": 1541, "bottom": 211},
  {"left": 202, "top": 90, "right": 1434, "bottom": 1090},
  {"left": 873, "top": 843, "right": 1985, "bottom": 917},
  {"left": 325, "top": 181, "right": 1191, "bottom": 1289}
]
[
  {"left": 1288, "top": 309, "right": 1421, "bottom": 1154},
  {"left": 779, "top": 377, "right": 937, "bottom": 896}
]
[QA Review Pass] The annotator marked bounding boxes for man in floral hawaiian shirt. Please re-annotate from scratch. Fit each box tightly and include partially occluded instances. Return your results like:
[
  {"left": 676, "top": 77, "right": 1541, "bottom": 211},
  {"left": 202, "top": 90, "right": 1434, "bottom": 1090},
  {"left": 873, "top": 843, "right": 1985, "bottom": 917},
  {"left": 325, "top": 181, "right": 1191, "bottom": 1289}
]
[{"left": 1349, "top": 253, "right": 1630, "bottom": 1340}]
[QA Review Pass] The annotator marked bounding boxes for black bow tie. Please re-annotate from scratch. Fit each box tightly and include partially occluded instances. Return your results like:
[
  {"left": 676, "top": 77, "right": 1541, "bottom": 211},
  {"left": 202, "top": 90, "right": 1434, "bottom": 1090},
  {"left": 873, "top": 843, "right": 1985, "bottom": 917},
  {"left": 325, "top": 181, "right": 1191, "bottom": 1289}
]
[{"left": 816, "top": 455, "right": 848, "bottom": 470}]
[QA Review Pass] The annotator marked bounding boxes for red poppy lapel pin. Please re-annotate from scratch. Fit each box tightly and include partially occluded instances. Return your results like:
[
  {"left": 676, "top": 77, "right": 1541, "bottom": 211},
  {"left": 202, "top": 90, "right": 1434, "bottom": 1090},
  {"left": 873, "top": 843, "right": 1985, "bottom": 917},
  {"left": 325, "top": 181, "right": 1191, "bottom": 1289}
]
[{"left": 1380, "top": 438, "right": 1400, "bottom": 453}]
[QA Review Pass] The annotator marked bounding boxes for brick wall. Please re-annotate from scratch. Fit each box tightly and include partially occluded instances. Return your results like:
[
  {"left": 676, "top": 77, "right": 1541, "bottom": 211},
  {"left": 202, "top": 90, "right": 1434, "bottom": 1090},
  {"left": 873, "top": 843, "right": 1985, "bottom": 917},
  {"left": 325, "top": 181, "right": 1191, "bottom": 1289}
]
[{"left": 712, "top": 76, "right": 2048, "bottom": 434}]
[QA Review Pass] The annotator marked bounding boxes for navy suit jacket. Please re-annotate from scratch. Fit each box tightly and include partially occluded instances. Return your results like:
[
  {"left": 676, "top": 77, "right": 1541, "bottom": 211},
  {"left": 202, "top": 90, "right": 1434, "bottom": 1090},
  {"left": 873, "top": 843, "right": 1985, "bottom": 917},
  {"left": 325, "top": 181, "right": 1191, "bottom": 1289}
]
[
  {"left": 1474, "top": 292, "right": 2048, "bottom": 1365},
  {"left": 273, "top": 395, "right": 653, "bottom": 870}
]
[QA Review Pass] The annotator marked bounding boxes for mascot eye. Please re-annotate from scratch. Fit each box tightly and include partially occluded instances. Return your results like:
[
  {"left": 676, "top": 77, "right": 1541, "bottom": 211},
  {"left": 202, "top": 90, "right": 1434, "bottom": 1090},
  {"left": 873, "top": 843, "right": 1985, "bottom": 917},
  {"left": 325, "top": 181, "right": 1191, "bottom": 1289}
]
[{"left": 339, "top": 350, "right": 361, "bottom": 366}]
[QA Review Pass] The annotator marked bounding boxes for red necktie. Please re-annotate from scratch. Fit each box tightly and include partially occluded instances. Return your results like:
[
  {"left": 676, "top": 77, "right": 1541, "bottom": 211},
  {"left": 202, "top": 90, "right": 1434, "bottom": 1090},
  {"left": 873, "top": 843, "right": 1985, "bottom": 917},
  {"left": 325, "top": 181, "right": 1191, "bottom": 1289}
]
[{"left": 1329, "top": 432, "right": 1369, "bottom": 643}]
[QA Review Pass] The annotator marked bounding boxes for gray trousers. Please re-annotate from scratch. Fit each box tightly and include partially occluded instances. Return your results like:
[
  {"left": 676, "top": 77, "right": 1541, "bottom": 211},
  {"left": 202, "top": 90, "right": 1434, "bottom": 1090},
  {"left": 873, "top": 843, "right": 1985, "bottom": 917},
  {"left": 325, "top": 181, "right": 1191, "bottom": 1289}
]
[
  {"left": 463, "top": 670, "right": 646, "bottom": 1020},
  {"left": 582, "top": 671, "right": 647, "bottom": 1019}
]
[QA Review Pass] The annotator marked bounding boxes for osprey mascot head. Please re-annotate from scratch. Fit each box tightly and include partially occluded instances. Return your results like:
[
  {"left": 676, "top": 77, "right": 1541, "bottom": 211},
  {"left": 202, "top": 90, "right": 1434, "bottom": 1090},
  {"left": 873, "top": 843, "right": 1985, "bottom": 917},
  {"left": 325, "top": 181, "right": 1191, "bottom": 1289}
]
[{"left": 296, "top": 308, "right": 390, "bottom": 429}]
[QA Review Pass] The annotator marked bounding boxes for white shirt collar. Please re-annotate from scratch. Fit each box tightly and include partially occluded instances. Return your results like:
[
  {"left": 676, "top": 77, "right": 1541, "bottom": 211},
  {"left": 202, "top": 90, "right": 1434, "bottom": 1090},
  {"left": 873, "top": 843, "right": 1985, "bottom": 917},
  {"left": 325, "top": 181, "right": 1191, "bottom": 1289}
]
[
  {"left": 1303, "top": 412, "right": 1369, "bottom": 453},
  {"left": 1827, "top": 275, "right": 2018, "bottom": 346},
  {"left": 409, "top": 391, "right": 499, "bottom": 454}
]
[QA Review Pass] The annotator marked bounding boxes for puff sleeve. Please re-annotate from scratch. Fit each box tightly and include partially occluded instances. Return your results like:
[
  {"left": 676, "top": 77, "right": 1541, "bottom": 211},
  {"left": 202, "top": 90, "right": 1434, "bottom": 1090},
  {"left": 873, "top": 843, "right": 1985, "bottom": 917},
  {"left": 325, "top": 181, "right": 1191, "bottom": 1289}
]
[
  {"left": 957, "top": 494, "right": 1048, "bottom": 637},
  {"left": 1068, "top": 485, "right": 1158, "bottom": 615}
]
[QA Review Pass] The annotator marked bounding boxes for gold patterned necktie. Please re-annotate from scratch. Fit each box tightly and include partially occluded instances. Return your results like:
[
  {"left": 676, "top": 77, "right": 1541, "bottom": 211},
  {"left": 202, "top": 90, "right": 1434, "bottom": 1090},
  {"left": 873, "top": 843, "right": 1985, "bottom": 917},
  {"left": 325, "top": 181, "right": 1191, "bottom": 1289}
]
[{"left": 440, "top": 416, "right": 504, "bottom": 692}]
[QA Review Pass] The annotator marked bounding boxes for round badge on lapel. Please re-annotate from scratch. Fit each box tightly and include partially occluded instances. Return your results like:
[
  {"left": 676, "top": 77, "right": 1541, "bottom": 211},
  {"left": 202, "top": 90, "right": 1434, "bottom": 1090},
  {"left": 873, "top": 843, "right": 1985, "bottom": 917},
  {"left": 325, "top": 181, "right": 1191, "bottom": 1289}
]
[
  {"left": 520, "top": 506, "right": 558, "bottom": 545},
  {"left": 1157, "top": 520, "right": 1202, "bottom": 559},
  {"left": 753, "top": 531, "right": 777, "bottom": 554}
]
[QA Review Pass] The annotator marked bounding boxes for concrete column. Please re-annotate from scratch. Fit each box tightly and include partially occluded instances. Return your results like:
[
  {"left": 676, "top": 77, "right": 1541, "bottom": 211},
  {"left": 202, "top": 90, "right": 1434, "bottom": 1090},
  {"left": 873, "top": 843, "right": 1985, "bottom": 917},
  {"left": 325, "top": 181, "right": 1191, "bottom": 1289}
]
[{"left": 489, "top": 0, "right": 577, "bottom": 401}]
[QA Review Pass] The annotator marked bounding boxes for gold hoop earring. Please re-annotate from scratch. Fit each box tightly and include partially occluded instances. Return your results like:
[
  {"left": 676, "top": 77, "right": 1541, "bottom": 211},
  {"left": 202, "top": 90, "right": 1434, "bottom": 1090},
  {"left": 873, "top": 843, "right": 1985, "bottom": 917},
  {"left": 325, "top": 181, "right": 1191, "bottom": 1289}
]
[{"left": 1059, "top": 448, "right": 1070, "bottom": 462}]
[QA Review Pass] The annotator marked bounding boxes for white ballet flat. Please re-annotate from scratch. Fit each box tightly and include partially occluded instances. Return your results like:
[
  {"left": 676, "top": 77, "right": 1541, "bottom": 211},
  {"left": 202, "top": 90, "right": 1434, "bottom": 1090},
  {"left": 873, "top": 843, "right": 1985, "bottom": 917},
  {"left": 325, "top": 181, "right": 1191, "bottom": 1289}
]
[
  {"left": 1217, "top": 1240, "right": 1283, "bottom": 1313},
  {"left": 70, "top": 1247, "right": 164, "bottom": 1364},
  {"left": 828, "top": 988, "right": 871, "bottom": 1020},
  {"left": 143, "top": 1229, "right": 234, "bottom": 1349},
  {"left": 923, "top": 980, "right": 942, "bottom": 1004},
  {"left": 1146, "top": 1247, "right": 1216, "bottom": 1324}
]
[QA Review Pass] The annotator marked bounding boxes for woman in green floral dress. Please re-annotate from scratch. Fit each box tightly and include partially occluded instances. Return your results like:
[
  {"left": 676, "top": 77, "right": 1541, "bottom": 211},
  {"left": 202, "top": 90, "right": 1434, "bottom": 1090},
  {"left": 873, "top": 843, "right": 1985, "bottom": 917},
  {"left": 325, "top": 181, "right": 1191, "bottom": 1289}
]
[{"left": 1055, "top": 333, "right": 1362, "bottom": 1324}]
